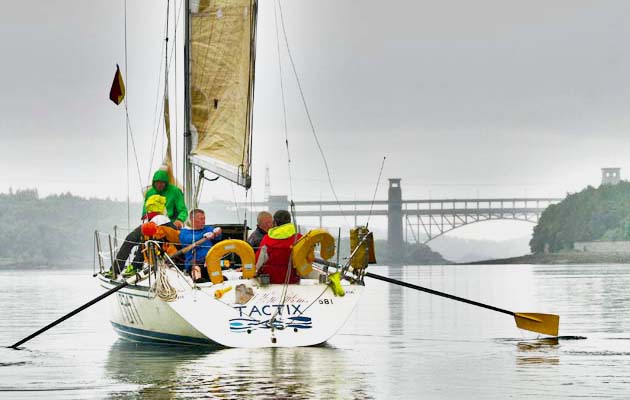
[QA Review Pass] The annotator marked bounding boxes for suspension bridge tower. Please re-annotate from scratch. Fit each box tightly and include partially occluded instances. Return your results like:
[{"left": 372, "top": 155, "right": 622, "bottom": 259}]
[{"left": 388, "top": 178, "right": 403, "bottom": 254}]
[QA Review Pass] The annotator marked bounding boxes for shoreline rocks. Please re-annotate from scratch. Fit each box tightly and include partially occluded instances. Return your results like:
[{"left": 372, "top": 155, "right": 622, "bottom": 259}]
[{"left": 467, "top": 250, "right": 630, "bottom": 265}]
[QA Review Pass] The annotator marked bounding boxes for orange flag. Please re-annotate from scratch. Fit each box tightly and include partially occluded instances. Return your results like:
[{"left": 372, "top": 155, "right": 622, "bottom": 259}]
[{"left": 109, "top": 64, "right": 126, "bottom": 105}]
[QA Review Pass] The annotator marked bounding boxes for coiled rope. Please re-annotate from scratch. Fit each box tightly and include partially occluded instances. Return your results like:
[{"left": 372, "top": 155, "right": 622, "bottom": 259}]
[{"left": 149, "top": 261, "right": 178, "bottom": 302}]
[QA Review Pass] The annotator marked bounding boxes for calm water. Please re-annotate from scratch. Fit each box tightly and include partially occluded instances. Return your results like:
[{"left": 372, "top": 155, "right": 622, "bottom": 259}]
[{"left": 1, "top": 264, "right": 629, "bottom": 399}]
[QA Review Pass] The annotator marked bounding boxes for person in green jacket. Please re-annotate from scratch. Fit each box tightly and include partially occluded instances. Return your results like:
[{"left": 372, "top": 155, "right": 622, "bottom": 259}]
[
  {"left": 142, "top": 169, "right": 188, "bottom": 228},
  {"left": 110, "top": 170, "right": 188, "bottom": 276}
]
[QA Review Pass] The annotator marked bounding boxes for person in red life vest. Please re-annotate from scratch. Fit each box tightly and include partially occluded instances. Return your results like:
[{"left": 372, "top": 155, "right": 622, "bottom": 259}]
[{"left": 255, "top": 210, "right": 302, "bottom": 284}]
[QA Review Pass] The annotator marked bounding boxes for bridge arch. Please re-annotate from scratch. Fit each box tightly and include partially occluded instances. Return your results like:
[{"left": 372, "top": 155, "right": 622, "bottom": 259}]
[
  {"left": 401, "top": 198, "right": 557, "bottom": 244},
  {"left": 404, "top": 214, "right": 537, "bottom": 244},
  {"left": 238, "top": 179, "right": 561, "bottom": 257}
]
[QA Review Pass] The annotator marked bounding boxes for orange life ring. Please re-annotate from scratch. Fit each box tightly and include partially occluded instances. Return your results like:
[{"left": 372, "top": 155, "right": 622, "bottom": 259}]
[{"left": 205, "top": 240, "right": 256, "bottom": 284}]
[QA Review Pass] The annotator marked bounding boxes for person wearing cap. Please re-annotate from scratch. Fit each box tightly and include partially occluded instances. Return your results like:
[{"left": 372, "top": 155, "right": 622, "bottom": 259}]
[
  {"left": 247, "top": 211, "right": 273, "bottom": 250},
  {"left": 111, "top": 194, "right": 173, "bottom": 276},
  {"left": 255, "top": 210, "right": 302, "bottom": 284},
  {"left": 142, "top": 169, "right": 188, "bottom": 229},
  {"left": 179, "top": 208, "right": 223, "bottom": 282}
]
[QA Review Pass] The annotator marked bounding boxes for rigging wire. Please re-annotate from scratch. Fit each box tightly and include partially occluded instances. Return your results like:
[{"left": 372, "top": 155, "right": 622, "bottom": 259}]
[
  {"left": 121, "top": 1, "right": 143, "bottom": 200},
  {"left": 231, "top": 182, "right": 241, "bottom": 223},
  {"left": 163, "top": 0, "right": 170, "bottom": 162},
  {"left": 277, "top": 0, "right": 350, "bottom": 229},
  {"left": 146, "top": 5, "right": 170, "bottom": 182},
  {"left": 124, "top": 109, "right": 144, "bottom": 191},
  {"left": 148, "top": 0, "right": 184, "bottom": 184},
  {"left": 147, "top": 51, "right": 165, "bottom": 182},
  {"left": 242, "top": 1, "right": 258, "bottom": 185},
  {"left": 173, "top": 0, "right": 181, "bottom": 180},
  {"left": 273, "top": 0, "right": 294, "bottom": 204},
  {"left": 247, "top": 186, "right": 255, "bottom": 230},
  {"left": 271, "top": 0, "right": 299, "bottom": 315},
  {"left": 366, "top": 156, "right": 386, "bottom": 228},
  {"left": 124, "top": 0, "right": 129, "bottom": 228}
]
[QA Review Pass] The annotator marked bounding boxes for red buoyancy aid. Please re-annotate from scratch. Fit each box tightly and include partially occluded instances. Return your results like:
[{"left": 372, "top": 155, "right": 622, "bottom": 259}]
[{"left": 256, "top": 223, "right": 302, "bottom": 284}]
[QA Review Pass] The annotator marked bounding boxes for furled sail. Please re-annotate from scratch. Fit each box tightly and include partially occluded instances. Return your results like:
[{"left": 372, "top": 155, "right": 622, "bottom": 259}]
[{"left": 188, "top": 0, "right": 257, "bottom": 189}]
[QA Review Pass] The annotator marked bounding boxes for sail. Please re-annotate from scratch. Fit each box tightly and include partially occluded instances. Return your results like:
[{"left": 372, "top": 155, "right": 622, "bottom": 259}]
[{"left": 188, "top": 0, "right": 257, "bottom": 189}]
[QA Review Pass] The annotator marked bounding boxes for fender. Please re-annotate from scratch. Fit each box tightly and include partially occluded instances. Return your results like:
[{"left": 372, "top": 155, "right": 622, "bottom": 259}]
[
  {"left": 292, "top": 229, "right": 335, "bottom": 277},
  {"left": 206, "top": 239, "right": 256, "bottom": 284}
]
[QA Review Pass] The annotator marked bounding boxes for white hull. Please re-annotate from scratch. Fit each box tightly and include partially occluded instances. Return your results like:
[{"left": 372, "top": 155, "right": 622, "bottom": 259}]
[{"left": 99, "top": 268, "right": 364, "bottom": 348}]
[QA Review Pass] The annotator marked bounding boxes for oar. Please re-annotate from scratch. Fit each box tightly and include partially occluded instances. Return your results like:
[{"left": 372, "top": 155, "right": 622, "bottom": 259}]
[
  {"left": 8, "top": 272, "right": 143, "bottom": 349},
  {"left": 171, "top": 236, "right": 209, "bottom": 258},
  {"left": 365, "top": 272, "right": 559, "bottom": 336},
  {"left": 8, "top": 236, "right": 209, "bottom": 349},
  {"left": 314, "top": 258, "right": 559, "bottom": 336}
]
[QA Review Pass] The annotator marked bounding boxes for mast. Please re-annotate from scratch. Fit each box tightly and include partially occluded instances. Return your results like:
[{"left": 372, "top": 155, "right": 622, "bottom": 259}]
[{"left": 183, "top": 0, "right": 193, "bottom": 208}]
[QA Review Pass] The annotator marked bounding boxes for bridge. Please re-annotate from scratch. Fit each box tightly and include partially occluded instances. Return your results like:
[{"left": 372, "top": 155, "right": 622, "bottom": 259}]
[{"left": 243, "top": 178, "right": 562, "bottom": 253}]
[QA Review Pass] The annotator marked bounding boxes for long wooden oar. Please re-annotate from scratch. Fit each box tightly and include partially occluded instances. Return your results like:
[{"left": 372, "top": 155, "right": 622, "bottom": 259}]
[
  {"left": 8, "top": 272, "right": 142, "bottom": 349},
  {"left": 8, "top": 236, "right": 209, "bottom": 349},
  {"left": 364, "top": 272, "right": 559, "bottom": 336},
  {"left": 172, "top": 236, "right": 209, "bottom": 258},
  {"left": 314, "top": 258, "right": 559, "bottom": 336}
]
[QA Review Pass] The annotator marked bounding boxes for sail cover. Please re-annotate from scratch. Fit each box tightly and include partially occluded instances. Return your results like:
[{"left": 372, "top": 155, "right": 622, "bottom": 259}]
[{"left": 188, "top": 0, "right": 257, "bottom": 188}]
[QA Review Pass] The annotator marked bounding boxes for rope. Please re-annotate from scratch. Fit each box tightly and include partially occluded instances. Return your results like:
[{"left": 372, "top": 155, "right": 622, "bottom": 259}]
[
  {"left": 120, "top": 1, "right": 146, "bottom": 197},
  {"left": 123, "top": 108, "right": 144, "bottom": 192},
  {"left": 150, "top": 261, "right": 178, "bottom": 302},
  {"left": 231, "top": 182, "right": 241, "bottom": 222},
  {"left": 273, "top": 0, "right": 294, "bottom": 202},
  {"left": 266, "top": 1, "right": 299, "bottom": 325},
  {"left": 124, "top": 0, "right": 130, "bottom": 229},
  {"left": 143, "top": 0, "right": 184, "bottom": 193},
  {"left": 173, "top": 0, "right": 182, "bottom": 179},
  {"left": 93, "top": 232, "right": 97, "bottom": 274},
  {"left": 366, "top": 156, "right": 386, "bottom": 228},
  {"left": 277, "top": 0, "right": 349, "bottom": 229}
]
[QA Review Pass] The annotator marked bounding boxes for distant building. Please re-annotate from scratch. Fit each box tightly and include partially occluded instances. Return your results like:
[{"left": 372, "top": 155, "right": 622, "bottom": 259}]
[
  {"left": 268, "top": 195, "right": 288, "bottom": 214},
  {"left": 601, "top": 168, "right": 621, "bottom": 185},
  {"left": 574, "top": 241, "right": 630, "bottom": 253}
]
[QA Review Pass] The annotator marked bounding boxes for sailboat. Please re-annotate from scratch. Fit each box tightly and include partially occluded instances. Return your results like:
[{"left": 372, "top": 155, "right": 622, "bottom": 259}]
[{"left": 96, "top": 0, "right": 371, "bottom": 348}]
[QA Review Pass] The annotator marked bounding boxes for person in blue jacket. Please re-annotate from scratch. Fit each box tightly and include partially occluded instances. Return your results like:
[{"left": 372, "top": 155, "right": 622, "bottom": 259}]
[{"left": 179, "top": 208, "right": 222, "bottom": 282}]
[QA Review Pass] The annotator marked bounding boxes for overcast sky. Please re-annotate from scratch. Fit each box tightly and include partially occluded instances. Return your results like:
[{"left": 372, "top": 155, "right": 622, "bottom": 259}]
[{"left": 2, "top": 0, "right": 630, "bottom": 239}]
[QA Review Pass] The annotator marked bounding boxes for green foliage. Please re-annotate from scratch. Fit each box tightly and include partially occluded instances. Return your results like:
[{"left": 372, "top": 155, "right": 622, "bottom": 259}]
[
  {"left": 374, "top": 240, "right": 450, "bottom": 265},
  {"left": 0, "top": 191, "right": 254, "bottom": 266},
  {"left": 334, "top": 237, "right": 449, "bottom": 266},
  {"left": 0, "top": 189, "right": 449, "bottom": 266},
  {"left": 530, "top": 182, "right": 630, "bottom": 253},
  {"left": 0, "top": 190, "right": 132, "bottom": 265}
]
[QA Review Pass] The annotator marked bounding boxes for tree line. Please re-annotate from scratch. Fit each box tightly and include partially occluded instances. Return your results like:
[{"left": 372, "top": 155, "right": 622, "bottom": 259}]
[
  {"left": 0, "top": 189, "right": 449, "bottom": 266},
  {"left": 0, "top": 189, "right": 244, "bottom": 266},
  {"left": 530, "top": 182, "right": 630, "bottom": 253},
  {"left": 0, "top": 189, "right": 132, "bottom": 265}
]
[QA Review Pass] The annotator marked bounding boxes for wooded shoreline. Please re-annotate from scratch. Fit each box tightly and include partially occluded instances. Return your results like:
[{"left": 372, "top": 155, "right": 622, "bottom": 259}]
[{"left": 467, "top": 251, "right": 630, "bottom": 265}]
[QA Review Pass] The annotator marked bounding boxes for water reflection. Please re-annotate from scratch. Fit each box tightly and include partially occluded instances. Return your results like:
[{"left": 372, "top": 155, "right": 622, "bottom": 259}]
[
  {"left": 104, "top": 340, "right": 375, "bottom": 399},
  {"left": 515, "top": 338, "right": 560, "bottom": 366},
  {"left": 3, "top": 265, "right": 630, "bottom": 399},
  {"left": 104, "top": 340, "right": 216, "bottom": 398},
  {"left": 387, "top": 266, "right": 405, "bottom": 337}
]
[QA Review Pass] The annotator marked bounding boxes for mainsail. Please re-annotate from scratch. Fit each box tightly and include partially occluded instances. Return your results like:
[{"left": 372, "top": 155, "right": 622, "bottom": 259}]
[{"left": 187, "top": 0, "right": 257, "bottom": 189}]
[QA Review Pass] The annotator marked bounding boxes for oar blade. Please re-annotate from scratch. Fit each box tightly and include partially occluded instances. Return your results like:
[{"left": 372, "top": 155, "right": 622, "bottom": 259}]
[{"left": 514, "top": 313, "right": 559, "bottom": 336}]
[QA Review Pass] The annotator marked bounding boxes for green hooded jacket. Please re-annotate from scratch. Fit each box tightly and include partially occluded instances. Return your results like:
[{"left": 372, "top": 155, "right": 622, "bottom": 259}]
[{"left": 141, "top": 170, "right": 188, "bottom": 223}]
